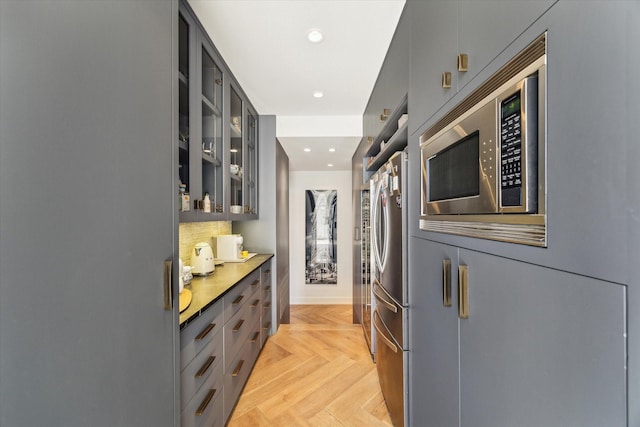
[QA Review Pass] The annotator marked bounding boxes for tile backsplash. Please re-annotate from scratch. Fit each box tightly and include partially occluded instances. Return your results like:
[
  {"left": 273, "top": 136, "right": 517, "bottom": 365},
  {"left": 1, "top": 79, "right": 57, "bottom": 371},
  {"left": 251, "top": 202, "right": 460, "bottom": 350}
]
[{"left": 179, "top": 221, "right": 232, "bottom": 265}]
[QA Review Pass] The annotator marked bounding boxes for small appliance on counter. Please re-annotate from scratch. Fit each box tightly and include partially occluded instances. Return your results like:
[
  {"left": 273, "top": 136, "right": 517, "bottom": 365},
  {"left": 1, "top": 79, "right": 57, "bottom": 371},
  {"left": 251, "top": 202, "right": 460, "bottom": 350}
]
[
  {"left": 216, "top": 234, "right": 243, "bottom": 261},
  {"left": 191, "top": 242, "right": 215, "bottom": 276}
]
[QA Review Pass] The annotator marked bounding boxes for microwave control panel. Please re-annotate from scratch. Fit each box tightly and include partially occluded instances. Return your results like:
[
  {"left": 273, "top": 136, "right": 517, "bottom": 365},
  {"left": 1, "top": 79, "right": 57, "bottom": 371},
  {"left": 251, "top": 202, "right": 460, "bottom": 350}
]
[{"left": 500, "top": 91, "right": 523, "bottom": 207}]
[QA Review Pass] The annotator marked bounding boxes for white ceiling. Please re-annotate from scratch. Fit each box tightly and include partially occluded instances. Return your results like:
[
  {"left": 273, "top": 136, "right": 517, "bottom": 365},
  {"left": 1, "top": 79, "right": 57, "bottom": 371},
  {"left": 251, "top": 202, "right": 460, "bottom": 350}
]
[{"left": 187, "top": 0, "right": 406, "bottom": 171}]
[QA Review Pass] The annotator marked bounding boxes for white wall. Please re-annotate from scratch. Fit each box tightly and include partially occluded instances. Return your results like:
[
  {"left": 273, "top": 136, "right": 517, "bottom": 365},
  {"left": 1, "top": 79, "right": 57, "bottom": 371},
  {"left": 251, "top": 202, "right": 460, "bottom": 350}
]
[{"left": 289, "top": 170, "right": 353, "bottom": 304}]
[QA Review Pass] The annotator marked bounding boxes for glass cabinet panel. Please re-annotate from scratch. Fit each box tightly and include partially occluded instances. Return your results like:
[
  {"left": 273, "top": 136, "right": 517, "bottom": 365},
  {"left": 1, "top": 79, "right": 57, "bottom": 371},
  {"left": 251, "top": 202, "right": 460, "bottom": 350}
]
[
  {"left": 230, "top": 86, "right": 243, "bottom": 213},
  {"left": 246, "top": 111, "right": 258, "bottom": 215},
  {"left": 178, "top": 13, "right": 190, "bottom": 202},
  {"left": 201, "top": 46, "right": 223, "bottom": 213}
]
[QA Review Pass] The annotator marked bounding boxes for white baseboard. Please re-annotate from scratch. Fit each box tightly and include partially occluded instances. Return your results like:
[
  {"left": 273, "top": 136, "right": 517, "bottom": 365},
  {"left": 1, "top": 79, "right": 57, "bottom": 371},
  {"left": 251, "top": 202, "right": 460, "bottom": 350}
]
[{"left": 290, "top": 296, "right": 353, "bottom": 305}]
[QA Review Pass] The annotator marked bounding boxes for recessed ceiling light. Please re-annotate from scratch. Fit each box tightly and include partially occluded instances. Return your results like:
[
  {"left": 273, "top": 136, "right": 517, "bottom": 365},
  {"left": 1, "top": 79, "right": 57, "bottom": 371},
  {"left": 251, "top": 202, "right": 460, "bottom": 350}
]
[
  {"left": 329, "top": 148, "right": 336, "bottom": 152},
  {"left": 328, "top": 163, "right": 334, "bottom": 167},
  {"left": 313, "top": 91, "right": 324, "bottom": 98},
  {"left": 304, "top": 148, "right": 311, "bottom": 152},
  {"left": 307, "top": 29, "right": 323, "bottom": 43}
]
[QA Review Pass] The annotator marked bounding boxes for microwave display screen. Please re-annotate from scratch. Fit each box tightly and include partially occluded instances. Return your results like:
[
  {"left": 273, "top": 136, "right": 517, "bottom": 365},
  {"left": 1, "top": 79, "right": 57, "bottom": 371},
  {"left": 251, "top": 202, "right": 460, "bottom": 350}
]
[{"left": 428, "top": 131, "right": 479, "bottom": 202}]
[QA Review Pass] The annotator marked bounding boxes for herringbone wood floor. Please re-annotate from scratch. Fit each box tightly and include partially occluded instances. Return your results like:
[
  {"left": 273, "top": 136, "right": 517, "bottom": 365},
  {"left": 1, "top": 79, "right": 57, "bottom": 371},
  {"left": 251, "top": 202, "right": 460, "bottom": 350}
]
[{"left": 227, "top": 305, "right": 393, "bottom": 426}]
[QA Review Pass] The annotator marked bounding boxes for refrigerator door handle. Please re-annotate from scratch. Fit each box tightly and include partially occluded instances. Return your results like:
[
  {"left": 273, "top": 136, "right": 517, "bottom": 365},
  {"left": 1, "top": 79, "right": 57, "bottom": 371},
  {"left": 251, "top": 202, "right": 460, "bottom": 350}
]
[
  {"left": 373, "top": 308, "right": 398, "bottom": 353},
  {"left": 372, "top": 279, "right": 398, "bottom": 313}
]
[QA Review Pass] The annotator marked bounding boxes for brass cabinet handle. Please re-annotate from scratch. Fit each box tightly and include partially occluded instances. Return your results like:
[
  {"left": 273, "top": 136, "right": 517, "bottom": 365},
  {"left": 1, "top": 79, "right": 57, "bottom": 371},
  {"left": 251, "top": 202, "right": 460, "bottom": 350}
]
[
  {"left": 232, "top": 295, "right": 244, "bottom": 305},
  {"left": 262, "top": 321, "right": 271, "bottom": 331},
  {"left": 194, "top": 356, "right": 216, "bottom": 378},
  {"left": 250, "top": 332, "right": 259, "bottom": 343},
  {"left": 380, "top": 108, "right": 390, "bottom": 121},
  {"left": 458, "top": 265, "right": 469, "bottom": 319},
  {"left": 264, "top": 285, "right": 271, "bottom": 291},
  {"left": 442, "top": 71, "right": 452, "bottom": 88},
  {"left": 232, "top": 360, "right": 244, "bottom": 377},
  {"left": 443, "top": 259, "right": 452, "bottom": 307},
  {"left": 264, "top": 269, "right": 271, "bottom": 275},
  {"left": 163, "top": 260, "right": 173, "bottom": 310},
  {"left": 195, "top": 389, "right": 216, "bottom": 416},
  {"left": 232, "top": 319, "right": 244, "bottom": 332},
  {"left": 251, "top": 280, "right": 260, "bottom": 288},
  {"left": 251, "top": 299, "right": 260, "bottom": 308},
  {"left": 458, "top": 53, "right": 468, "bottom": 72},
  {"left": 195, "top": 323, "right": 216, "bottom": 341},
  {"left": 263, "top": 301, "right": 271, "bottom": 309}
]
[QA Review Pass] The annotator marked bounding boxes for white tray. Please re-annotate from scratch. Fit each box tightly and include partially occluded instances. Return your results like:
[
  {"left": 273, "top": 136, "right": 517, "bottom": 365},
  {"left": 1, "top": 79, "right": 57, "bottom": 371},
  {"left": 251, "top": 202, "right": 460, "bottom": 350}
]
[{"left": 216, "top": 253, "right": 257, "bottom": 263}]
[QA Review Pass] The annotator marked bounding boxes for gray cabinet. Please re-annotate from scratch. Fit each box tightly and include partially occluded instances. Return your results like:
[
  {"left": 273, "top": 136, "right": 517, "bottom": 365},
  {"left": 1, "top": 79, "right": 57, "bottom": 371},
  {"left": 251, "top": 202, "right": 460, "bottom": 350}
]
[
  {"left": 410, "top": 237, "right": 626, "bottom": 427},
  {"left": 180, "top": 300, "right": 224, "bottom": 427},
  {"left": 260, "top": 263, "right": 273, "bottom": 345},
  {"left": 179, "top": 0, "right": 258, "bottom": 222},
  {"left": 0, "top": 2, "right": 178, "bottom": 426},
  {"left": 408, "top": 0, "right": 555, "bottom": 136},
  {"left": 180, "top": 266, "right": 267, "bottom": 426}
]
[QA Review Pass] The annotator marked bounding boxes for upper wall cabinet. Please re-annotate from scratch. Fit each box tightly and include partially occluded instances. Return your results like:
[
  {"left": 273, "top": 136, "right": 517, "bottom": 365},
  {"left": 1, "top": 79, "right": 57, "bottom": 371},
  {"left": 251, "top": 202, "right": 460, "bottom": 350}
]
[
  {"left": 409, "top": 0, "right": 556, "bottom": 136},
  {"left": 228, "top": 84, "right": 258, "bottom": 219},
  {"left": 178, "top": 1, "right": 259, "bottom": 222}
]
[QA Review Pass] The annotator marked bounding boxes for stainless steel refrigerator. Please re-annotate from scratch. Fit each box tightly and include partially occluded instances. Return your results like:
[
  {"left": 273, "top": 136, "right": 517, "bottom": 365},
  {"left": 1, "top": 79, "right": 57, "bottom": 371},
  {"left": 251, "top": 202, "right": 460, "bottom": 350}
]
[{"left": 371, "top": 150, "right": 409, "bottom": 427}]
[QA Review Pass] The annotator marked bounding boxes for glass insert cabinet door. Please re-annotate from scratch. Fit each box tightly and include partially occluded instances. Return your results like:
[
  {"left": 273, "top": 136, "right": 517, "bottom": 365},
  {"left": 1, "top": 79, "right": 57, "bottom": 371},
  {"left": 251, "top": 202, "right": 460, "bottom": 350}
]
[
  {"left": 178, "top": 12, "right": 190, "bottom": 199},
  {"left": 201, "top": 44, "right": 223, "bottom": 213},
  {"left": 245, "top": 110, "right": 258, "bottom": 215},
  {"left": 229, "top": 86, "right": 244, "bottom": 213}
]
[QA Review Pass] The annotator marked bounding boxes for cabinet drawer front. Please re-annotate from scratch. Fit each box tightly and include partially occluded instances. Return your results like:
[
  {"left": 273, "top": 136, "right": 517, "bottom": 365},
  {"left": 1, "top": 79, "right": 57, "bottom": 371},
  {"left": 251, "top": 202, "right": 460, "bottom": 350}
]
[
  {"left": 223, "top": 329, "right": 262, "bottom": 422},
  {"left": 224, "top": 303, "right": 260, "bottom": 371},
  {"left": 180, "top": 360, "right": 223, "bottom": 427},
  {"left": 223, "top": 269, "right": 260, "bottom": 321},
  {"left": 181, "top": 299, "right": 224, "bottom": 371},
  {"left": 181, "top": 329, "right": 223, "bottom": 411}
]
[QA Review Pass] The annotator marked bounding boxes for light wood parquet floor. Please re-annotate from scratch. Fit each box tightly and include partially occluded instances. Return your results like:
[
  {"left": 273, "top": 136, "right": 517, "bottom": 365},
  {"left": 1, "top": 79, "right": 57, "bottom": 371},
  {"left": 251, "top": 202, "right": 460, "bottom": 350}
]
[{"left": 227, "top": 305, "right": 393, "bottom": 426}]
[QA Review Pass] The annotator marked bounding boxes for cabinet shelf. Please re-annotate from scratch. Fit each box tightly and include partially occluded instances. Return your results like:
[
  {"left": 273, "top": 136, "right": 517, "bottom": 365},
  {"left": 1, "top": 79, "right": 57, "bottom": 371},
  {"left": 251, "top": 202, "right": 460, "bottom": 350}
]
[
  {"left": 202, "top": 154, "right": 221, "bottom": 166},
  {"left": 364, "top": 94, "right": 408, "bottom": 159},
  {"left": 366, "top": 121, "right": 408, "bottom": 172},
  {"left": 202, "top": 96, "right": 221, "bottom": 117},
  {"left": 179, "top": 71, "right": 188, "bottom": 86}
]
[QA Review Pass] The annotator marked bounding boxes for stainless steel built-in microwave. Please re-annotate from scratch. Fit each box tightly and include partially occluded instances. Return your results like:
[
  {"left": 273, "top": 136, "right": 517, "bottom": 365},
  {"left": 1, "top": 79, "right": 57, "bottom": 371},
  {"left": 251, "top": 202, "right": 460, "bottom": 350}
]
[
  {"left": 421, "top": 73, "right": 539, "bottom": 214},
  {"left": 419, "top": 33, "right": 547, "bottom": 246}
]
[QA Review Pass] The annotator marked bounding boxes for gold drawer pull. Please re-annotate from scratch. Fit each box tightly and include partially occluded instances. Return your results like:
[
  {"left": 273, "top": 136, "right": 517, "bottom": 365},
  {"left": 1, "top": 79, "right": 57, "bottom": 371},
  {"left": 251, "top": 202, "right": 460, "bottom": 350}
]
[
  {"left": 458, "top": 53, "right": 468, "bottom": 72},
  {"left": 232, "top": 360, "right": 244, "bottom": 377},
  {"left": 195, "top": 323, "right": 216, "bottom": 341},
  {"left": 195, "top": 356, "right": 216, "bottom": 378},
  {"left": 264, "top": 269, "right": 271, "bottom": 275},
  {"left": 195, "top": 389, "right": 216, "bottom": 416},
  {"left": 458, "top": 265, "right": 469, "bottom": 319},
  {"left": 443, "top": 259, "right": 452, "bottom": 307},
  {"left": 263, "top": 301, "right": 271, "bottom": 309},
  {"left": 232, "top": 295, "right": 244, "bottom": 305},
  {"left": 251, "top": 280, "right": 260, "bottom": 288},
  {"left": 250, "top": 332, "right": 259, "bottom": 343},
  {"left": 264, "top": 285, "right": 271, "bottom": 291},
  {"left": 262, "top": 321, "right": 271, "bottom": 331},
  {"left": 232, "top": 319, "right": 244, "bottom": 332},
  {"left": 442, "top": 71, "right": 452, "bottom": 88},
  {"left": 251, "top": 299, "right": 260, "bottom": 308}
]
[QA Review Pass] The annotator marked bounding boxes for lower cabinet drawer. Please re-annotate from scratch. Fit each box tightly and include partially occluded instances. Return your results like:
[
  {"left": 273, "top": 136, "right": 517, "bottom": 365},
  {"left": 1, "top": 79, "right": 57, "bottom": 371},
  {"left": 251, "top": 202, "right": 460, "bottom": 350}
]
[
  {"left": 181, "top": 360, "right": 224, "bottom": 427},
  {"left": 181, "top": 299, "right": 223, "bottom": 371},
  {"left": 223, "top": 318, "right": 261, "bottom": 422},
  {"left": 224, "top": 296, "right": 261, "bottom": 371},
  {"left": 181, "top": 328, "right": 223, "bottom": 411}
]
